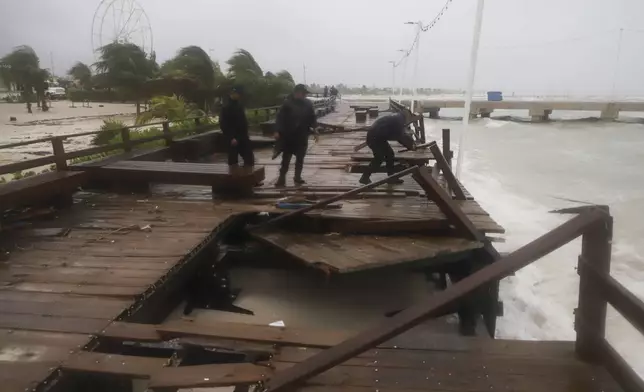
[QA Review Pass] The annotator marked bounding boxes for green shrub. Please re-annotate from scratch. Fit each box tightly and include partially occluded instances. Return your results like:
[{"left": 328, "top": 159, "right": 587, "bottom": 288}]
[{"left": 93, "top": 118, "right": 126, "bottom": 146}]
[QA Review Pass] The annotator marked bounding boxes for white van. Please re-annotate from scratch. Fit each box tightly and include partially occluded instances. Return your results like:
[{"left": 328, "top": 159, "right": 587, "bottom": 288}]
[{"left": 46, "top": 87, "right": 66, "bottom": 100}]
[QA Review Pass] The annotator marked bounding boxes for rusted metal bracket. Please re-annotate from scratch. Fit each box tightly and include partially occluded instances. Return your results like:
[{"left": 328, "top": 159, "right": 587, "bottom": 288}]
[{"left": 263, "top": 209, "right": 606, "bottom": 392}]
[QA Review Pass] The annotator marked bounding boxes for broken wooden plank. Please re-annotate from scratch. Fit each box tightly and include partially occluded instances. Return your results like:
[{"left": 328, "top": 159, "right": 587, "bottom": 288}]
[
  {"left": 263, "top": 209, "right": 606, "bottom": 392},
  {"left": 259, "top": 166, "right": 420, "bottom": 228},
  {"left": 157, "top": 320, "right": 352, "bottom": 348},
  {"left": 147, "top": 363, "right": 271, "bottom": 390},
  {"left": 62, "top": 351, "right": 169, "bottom": 378}
]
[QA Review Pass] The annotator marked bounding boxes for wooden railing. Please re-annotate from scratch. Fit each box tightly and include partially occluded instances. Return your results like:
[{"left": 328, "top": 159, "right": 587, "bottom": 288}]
[
  {"left": 0, "top": 99, "right": 340, "bottom": 177},
  {"left": 264, "top": 201, "right": 644, "bottom": 392},
  {"left": 0, "top": 115, "right": 214, "bottom": 176}
]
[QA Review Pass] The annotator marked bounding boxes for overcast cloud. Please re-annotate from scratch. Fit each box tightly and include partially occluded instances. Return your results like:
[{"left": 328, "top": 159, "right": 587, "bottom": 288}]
[{"left": 1, "top": 0, "right": 643, "bottom": 95}]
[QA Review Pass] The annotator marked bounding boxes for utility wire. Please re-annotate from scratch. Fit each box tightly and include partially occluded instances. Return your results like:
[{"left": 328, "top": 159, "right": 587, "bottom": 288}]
[{"left": 394, "top": 0, "right": 454, "bottom": 67}]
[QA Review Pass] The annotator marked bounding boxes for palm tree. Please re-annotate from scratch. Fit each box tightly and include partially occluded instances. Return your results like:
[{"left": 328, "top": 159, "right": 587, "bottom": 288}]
[
  {"left": 0, "top": 45, "right": 47, "bottom": 113},
  {"left": 94, "top": 42, "right": 157, "bottom": 113},
  {"left": 226, "top": 49, "right": 263, "bottom": 82},
  {"left": 161, "top": 46, "right": 223, "bottom": 90},
  {"left": 67, "top": 61, "right": 93, "bottom": 90}
]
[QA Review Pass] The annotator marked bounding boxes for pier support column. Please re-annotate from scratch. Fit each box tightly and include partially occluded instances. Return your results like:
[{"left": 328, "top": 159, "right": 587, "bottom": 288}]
[
  {"left": 428, "top": 108, "right": 440, "bottom": 119},
  {"left": 479, "top": 108, "right": 493, "bottom": 118},
  {"left": 529, "top": 109, "right": 550, "bottom": 122},
  {"left": 600, "top": 104, "right": 619, "bottom": 120}
]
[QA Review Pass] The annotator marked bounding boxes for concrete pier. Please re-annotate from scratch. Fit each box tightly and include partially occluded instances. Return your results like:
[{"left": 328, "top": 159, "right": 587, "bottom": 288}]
[{"left": 403, "top": 99, "right": 644, "bottom": 121}]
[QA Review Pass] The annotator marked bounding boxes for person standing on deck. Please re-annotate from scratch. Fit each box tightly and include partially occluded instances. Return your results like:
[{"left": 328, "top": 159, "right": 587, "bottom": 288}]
[
  {"left": 359, "top": 112, "right": 416, "bottom": 185},
  {"left": 220, "top": 85, "right": 254, "bottom": 167},
  {"left": 323, "top": 85, "right": 329, "bottom": 97},
  {"left": 274, "top": 84, "right": 317, "bottom": 187}
]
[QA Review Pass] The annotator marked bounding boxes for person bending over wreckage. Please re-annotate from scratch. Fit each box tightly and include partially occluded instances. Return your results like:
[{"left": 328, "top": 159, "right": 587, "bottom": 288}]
[{"left": 359, "top": 112, "right": 416, "bottom": 185}]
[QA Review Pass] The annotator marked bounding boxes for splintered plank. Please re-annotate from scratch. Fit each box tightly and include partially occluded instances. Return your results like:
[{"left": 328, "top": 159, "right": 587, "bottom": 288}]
[
  {"left": 251, "top": 230, "right": 482, "bottom": 274},
  {"left": 147, "top": 363, "right": 272, "bottom": 389},
  {"left": 157, "top": 320, "right": 352, "bottom": 348},
  {"left": 100, "top": 322, "right": 163, "bottom": 342},
  {"left": 62, "top": 351, "right": 169, "bottom": 378}
]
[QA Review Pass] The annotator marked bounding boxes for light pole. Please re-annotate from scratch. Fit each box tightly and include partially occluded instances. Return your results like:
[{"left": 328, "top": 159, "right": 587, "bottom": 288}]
[
  {"left": 405, "top": 21, "right": 423, "bottom": 112},
  {"left": 388, "top": 61, "right": 396, "bottom": 96},
  {"left": 455, "top": 0, "right": 485, "bottom": 180},
  {"left": 396, "top": 49, "right": 405, "bottom": 97}
]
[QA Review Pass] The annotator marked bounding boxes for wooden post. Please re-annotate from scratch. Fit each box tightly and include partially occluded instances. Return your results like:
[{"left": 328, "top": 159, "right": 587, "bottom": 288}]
[
  {"left": 576, "top": 210, "right": 613, "bottom": 362},
  {"left": 121, "top": 128, "right": 132, "bottom": 152},
  {"left": 442, "top": 129, "right": 452, "bottom": 168},
  {"left": 51, "top": 137, "right": 67, "bottom": 171},
  {"left": 265, "top": 108, "right": 270, "bottom": 121},
  {"left": 428, "top": 143, "right": 467, "bottom": 200},
  {"left": 162, "top": 122, "right": 172, "bottom": 146}
]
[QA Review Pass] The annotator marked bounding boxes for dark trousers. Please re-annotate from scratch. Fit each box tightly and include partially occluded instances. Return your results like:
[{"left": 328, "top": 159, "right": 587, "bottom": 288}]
[
  {"left": 227, "top": 137, "right": 255, "bottom": 166},
  {"left": 279, "top": 136, "right": 308, "bottom": 179},
  {"left": 365, "top": 137, "right": 395, "bottom": 177}
]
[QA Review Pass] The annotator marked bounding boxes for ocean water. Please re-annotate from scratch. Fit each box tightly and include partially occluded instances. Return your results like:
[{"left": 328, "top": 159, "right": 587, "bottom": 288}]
[{"left": 422, "top": 107, "right": 644, "bottom": 374}]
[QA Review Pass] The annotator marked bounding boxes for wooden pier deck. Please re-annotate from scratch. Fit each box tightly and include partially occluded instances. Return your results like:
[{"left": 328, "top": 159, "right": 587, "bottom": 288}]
[{"left": 0, "top": 99, "right": 642, "bottom": 392}]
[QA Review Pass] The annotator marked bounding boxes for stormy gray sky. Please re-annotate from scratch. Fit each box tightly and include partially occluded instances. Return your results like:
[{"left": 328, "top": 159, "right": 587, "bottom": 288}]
[{"left": 1, "top": 0, "right": 643, "bottom": 95}]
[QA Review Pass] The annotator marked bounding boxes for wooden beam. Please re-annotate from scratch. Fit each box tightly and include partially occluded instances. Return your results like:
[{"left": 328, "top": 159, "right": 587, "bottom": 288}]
[
  {"left": 263, "top": 209, "right": 606, "bottom": 392},
  {"left": 576, "top": 214, "right": 612, "bottom": 362},
  {"left": 257, "top": 166, "right": 420, "bottom": 228},
  {"left": 580, "top": 257, "right": 644, "bottom": 337},
  {"left": 595, "top": 335, "right": 644, "bottom": 392},
  {"left": 412, "top": 166, "right": 491, "bottom": 246},
  {"left": 397, "top": 141, "right": 435, "bottom": 153},
  {"left": 62, "top": 351, "right": 169, "bottom": 379},
  {"left": 428, "top": 143, "right": 467, "bottom": 200},
  {"left": 147, "top": 363, "right": 271, "bottom": 390}
]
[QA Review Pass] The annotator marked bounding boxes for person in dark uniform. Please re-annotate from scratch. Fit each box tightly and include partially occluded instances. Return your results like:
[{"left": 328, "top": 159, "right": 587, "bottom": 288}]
[
  {"left": 359, "top": 112, "right": 415, "bottom": 185},
  {"left": 274, "top": 84, "right": 317, "bottom": 187},
  {"left": 220, "top": 85, "right": 254, "bottom": 167},
  {"left": 323, "top": 85, "right": 329, "bottom": 97}
]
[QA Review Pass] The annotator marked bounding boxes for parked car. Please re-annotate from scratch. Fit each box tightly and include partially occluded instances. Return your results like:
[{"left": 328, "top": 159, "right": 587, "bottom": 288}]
[{"left": 46, "top": 87, "right": 66, "bottom": 100}]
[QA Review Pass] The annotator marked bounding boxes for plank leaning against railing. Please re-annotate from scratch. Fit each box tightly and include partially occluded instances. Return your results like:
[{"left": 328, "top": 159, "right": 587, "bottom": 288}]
[{"left": 263, "top": 173, "right": 644, "bottom": 392}]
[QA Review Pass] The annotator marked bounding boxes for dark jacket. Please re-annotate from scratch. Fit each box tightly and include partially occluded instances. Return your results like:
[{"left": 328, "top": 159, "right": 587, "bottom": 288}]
[
  {"left": 220, "top": 99, "right": 248, "bottom": 140},
  {"left": 275, "top": 94, "right": 317, "bottom": 138},
  {"left": 367, "top": 113, "right": 415, "bottom": 150}
]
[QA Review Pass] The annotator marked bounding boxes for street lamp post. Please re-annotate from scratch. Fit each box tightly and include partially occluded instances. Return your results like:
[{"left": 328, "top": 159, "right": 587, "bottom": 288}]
[
  {"left": 405, "top": 21, "right": 422, "bottom": 112},
  {"left": 396, "top": 49, "right": 405, "bottom": 97},
  {"left": 388, "top": 61, "right": 396, "bottom": 96}
]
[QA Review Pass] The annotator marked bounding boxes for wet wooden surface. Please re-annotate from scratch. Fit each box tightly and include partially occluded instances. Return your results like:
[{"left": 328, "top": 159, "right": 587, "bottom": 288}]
[
  {"left": 93, "top": 160, "right": 266, "bottom": 186},
  {"left": 90, "top": 319, "right": 623, "bottom": 391},
  {"left": 252, "top": 230, "right": 482, "bottom": 273},
  {"left": 0, "top": 194, "right": 240, "bottom": 392}
]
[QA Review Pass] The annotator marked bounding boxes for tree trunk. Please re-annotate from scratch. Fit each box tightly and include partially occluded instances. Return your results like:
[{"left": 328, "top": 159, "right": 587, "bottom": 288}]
[{"left": 136, "top": 101, "right": 141, "bottom": 116}]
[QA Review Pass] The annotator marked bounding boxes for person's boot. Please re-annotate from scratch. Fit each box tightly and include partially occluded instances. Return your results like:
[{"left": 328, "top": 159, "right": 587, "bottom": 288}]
[
  {"left": 275, "top": 174, "right": 286, "bottom": 187},
  {"left": 294, "top": 164, "right": 305, "bottom": 185},
  {"left": 359, "top": 174, "right": 371, "bottom": 185}
]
